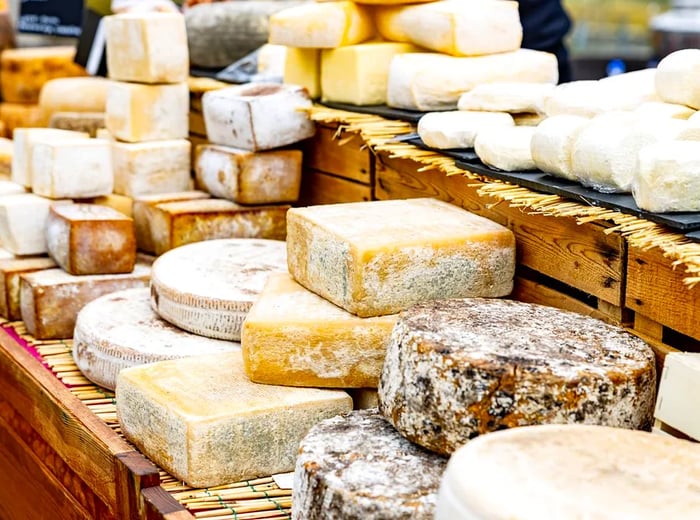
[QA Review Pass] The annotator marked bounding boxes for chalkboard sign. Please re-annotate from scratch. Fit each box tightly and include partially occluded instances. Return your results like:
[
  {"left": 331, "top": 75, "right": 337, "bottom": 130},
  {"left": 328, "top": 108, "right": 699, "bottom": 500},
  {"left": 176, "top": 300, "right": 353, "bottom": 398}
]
[{"left": 18, "top": 0, "right": 84, "bottom": 37}]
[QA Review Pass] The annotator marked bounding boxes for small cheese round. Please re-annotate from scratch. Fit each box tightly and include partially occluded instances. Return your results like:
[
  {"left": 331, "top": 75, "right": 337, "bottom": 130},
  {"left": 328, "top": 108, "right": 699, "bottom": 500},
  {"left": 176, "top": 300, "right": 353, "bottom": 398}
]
[
  {"left": 474, "top": 126, "right": 536, "bottom": 171},
  {"left": 457, "top": 82, "right": 554, "bottom": 114},
  {"left": 417, "top": 111, "right": 514, "bottom": 149},
  {"left": 293, "top": 410, "right": 447, "bottom": 520},
  {"left": 378, "top": 298, "right": 656, "bottom": 455},
  {"left": 655, "top": 49, "right": 700, "bottom": 109},
  {"left": 530, "top": 114, "right": 589, "bottom": 180}
]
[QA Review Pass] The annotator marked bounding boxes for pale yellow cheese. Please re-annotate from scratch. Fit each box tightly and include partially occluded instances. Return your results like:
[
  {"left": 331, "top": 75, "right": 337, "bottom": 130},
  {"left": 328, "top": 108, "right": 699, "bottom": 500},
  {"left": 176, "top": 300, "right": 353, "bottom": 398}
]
[
  {"left": 0, "top": 257, "right": 56, "bottom": 321},
  {"left": 284, "top": 48, "right": 321, "bottom": 99},
  {"left": 0, "top": 102, "right": 44, "bottom": 137},
  {"left": 39, "top": 77, "right": 112, "bottom": 125},
  {"left": 655, "top": 49, "right": 700, "bottom": 110},
  {"left": 112, "top": 140, "right": 191, "bottom": 197}
]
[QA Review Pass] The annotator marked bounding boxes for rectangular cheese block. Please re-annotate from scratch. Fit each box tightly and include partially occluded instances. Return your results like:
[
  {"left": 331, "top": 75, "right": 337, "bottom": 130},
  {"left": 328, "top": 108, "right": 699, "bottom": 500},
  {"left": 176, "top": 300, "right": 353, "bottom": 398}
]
[
  {"left": 38, "top": 77, "right": 111, "bottom": 125},
  {"left": 46, "top": 204, "right": 136, "bottom": 276},
  {"left": 105, "top": 12, "right": 189, "bottom": 84},
  {"left": 112, "top": 139, "right": 191, "bottom": 197},
  {"left": 48, "top": 112, "right": 106, "bottom": 137},
  {"left": 287, "top": 198, "right": 516, "bottom": 317},
  {"left": 149, "top": 199, "right": 289, "bottom": 255},
  {"left": 194, "top": 145, "right": 302, "bottom": 204},
  {"left": 655, "top": 353, "right": 700, "bottom": 441},
  {"left": 283, "top": 48, "right": 321, "bottom": 99},
  {"left": 269, "top": 2, "right": 375, "bottom": 48},
  {"left": 32, "top": 139, "right": 113, "bottom": 199},
  {"left": 20, "top": 263, "right": 151, "bottom": 340},
  {"left": 0, "top": 102, "right": 44, "bottom": 138},
  {"left": 106, "top": 81, "right": 189, "bottom": 143},
  {"left": 88, "top": 194, "right": 134, "bottom": 217},
  {"left": 321, "top": 42, "right": 420, "bottom": 106},
  {"left": 0, "top": 194, "right": 71, "bottom": 255},
  {"left": 0, "top": 257, "right": 57, "bottom": 320},
  {"left": 116, "top": 352, "right": 352, "bottom": 488},
  {"left": 242, "top": 273, "right": 398, "bottom": 388}
]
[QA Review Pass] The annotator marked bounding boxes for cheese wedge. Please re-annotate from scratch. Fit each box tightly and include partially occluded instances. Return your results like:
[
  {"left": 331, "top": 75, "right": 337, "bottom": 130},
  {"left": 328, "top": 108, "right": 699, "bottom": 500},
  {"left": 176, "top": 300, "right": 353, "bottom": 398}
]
[
  {"left": 48, "top": 112, "right": 106, "bottom": 137},
  {"left": 0, "top": 194, "right": 71, "bottom": 255},
  {"left": 654, "top": 353, "right": 700, "bottom": 441},
  {"left": 457, "top": 82, "right": 554, "bottom": 114},
  {"left": 0, "top": 102, "right": 44, "bottom": 137},
  {"left": 417, "top": 111, "right": 515, "bottom": 149},
  {"left": 0, "top": 257, "right": 57, "bottom": 320},
  {"left": 39, "top": 77, "right": 111, "bottom": 122},
  {"left": 530, "top": 115, "right": 589, "bottom": 181},
  {"left": 112, "top": 140, "right": 191, "bottom": 197},
  {"left": 283, "top": 48, "right": 321, "bottom": 99},
  {"left": 655, "top": 49, "right": 700, "bottom": 110},
  {"left": 474, "top": 126, "right": 536, "bottom": 172}
]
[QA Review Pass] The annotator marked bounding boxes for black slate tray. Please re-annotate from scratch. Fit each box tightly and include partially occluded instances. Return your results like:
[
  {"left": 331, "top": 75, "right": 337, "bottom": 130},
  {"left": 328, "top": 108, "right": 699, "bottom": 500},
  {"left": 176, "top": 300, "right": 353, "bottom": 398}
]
[{"left": 319, "top": 102, "right": 427, "bottom": 124}]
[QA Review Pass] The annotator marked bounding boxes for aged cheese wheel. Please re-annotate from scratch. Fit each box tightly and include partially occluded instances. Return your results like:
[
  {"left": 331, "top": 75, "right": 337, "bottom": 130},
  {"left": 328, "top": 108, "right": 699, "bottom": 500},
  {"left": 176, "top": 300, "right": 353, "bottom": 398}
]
[
  {"left": 39, "top": 77, "right": 111, "bottom": 125},
  {"left": 293, "top": 410, "right": 447, "bottom": 520},
  {"left": 378, "top": 298, "right": 656, "bottom": 455},
  {"left": 151, "top": 238, "right": 287, "bottom": 341},
  {"left": 73, "top": 288, "right": 239, "bottom": 390},
  {"left": 435, "top": 424, "right": 700, "bottom": 520}
]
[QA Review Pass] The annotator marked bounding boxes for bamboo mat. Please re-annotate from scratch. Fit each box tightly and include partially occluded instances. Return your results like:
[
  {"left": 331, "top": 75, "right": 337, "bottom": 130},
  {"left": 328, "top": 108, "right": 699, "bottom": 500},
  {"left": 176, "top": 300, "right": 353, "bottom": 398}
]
[{"left": 3, "top": 320, "right": 292, "bottom": 520}]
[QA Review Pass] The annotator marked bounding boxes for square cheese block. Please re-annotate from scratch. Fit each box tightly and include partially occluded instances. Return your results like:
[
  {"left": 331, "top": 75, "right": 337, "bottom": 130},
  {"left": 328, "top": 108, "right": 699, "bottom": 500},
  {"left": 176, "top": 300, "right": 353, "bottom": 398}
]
[
  {"left": 105, "top": 82, "right": 189, "bottom": 143},
  {"left": 0, "top": 103, "right": 44, "bottom": 137},
  {"left": 269, "top": 1, "right": 375, "bottom": 48},
  {"left": 48, "top": 112, "right": 106, "bottom": 137},
  {"left": 112, "top": 140, "right": 191, "bottom": 197},
  {"left": 0, "top": 257, "right": 57, "bottom": 320},
  {"left": 655, "top": 353, "right": 700, "bottom": 441},
  {"left": 287, "top": 198, "right": 516, "bottom": 317},
  {"left": 195, "top": 145, "right": 302, "bottom": 205},
  {"left": 0, "top": 195, "right": 71, "bottom": 255},
  {"left": 242, "top": 273, "right": 398, "bottom": 388},
  {"left": 203, "top": 83, "right": 315, "bottom": 151},
  {"left": 105, "top": 12, "right": 188, "bottom": 84},
  {"left": 32, "top": 139, "right": 114, "bottom": 199},
  {"left": 39, "top": 77, "right": 112, "bottom": 124},
  {"left": 116, "top": 352, "right": 352, "bottom": 488},
  {"left": 284, "top": 48, "right": 321, "bottom": 100},
  {"left": 88, "top": 194, "right": 134, "bottom": 217},
  {"left": 46, "top": 204, "right": 136, "bottom": 276},
  {"left": 20, "top": 263, "right": 151, "bottom": 340}
]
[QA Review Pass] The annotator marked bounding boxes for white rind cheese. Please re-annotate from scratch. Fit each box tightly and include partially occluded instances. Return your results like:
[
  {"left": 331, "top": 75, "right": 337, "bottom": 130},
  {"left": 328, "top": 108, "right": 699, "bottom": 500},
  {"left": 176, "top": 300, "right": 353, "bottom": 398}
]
[
  {"left": 474, "top": 126, "right": 536, "bottom": 172},
  {"left": 654, "top": 353, "right": 700, "bottom": 441},
  {"left": 457, "top": 82, "right": 554, "bottom": 114},
  {"left": 39, "top": 77, "right": 112, "bottom": 124},
  {"left": 530, "top": 115, "right": 590, "bottom": 180},
  {"left": 418, "top": 111, "right": 515, "bottom": 149},
  {"left": 0, "top": 195, "right": 71, "bottom": 256},
  {"left": 112, "top": 140, "right": 191, "bottom": 197},
  {"left": 655, "top": 49, "right": 700, "bottom": 110}
]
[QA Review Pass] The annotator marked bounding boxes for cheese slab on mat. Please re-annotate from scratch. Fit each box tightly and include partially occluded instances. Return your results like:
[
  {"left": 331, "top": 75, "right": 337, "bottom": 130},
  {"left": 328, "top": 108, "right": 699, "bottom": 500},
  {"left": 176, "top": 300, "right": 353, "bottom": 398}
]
[
  {"left": 287, "top": 198, "right": 515, "bottom": 318},
  {"left": 203, "top": 83, "right": 314, "bottom": 151},
  {"left": 242, "top": 273, "right": 398, "bottom": 388},
  {"left": 48, "top": 112, "right": 106, "bottom": 137},
  {"left": 39, "top": 77, "right": 111, "bottom": 124},
  {"left": 457, "top": 82, "right": 554, "bottom": 114},
  {"left": 269, "top": 2, "right": 375, "bottom": 48},
  {"left": 151, "top": 239, "right": 287, "bottom": 341},
  {"left": 0, "top": 194, "right": 70, "bottom": 255},
  {"left": 378, "top": 298, "right": 656, "bottom": 455},
  {"left": 417, "top": 111, "right": 515, "bottom": 149},
  {"left": 284, "top": 48, "right": 321, "bottom": 99},
  {"left": 112, "top": 140, "right": 191, "bottom": 197},
  {"left": 474, "top": 126, "right": 536, "bottom": 172},
  {"left": 0, "top": 102, "right": 44, "bottom": 138},
  {"left": 0, "top": 257, "right": 56, "bottom": 320},
  {"left": 654, "top": 353, "right": 700, "bottom": 440},
  {"left": 46, "top": 204, "right": 136, "bottom": 276},
  {"left": 293, "top": 410, "right": 446, "bottom": 520},
  {"left": 435, "top": 424, "right": 700, "bottom": 520},
  {"left": 74, "top": 288, "right": 239, "bottom": 391},
  {"left": 105, "top": 12, "right": 189, "bottom": 84},
  {"left": 655, "top": 49, "right": 700, "bottom": 109},
  {"left": 195, "top": 145, "right": 302, "bottom": 204},
  {"left": 20, "top": 263, "right": 151, "bottom": 340},
  {"left": 530, "top": 115, "right": 589, "bottom": 181},
  {"left": 116, "top": 352, "right": 352, "bottom": 488}
]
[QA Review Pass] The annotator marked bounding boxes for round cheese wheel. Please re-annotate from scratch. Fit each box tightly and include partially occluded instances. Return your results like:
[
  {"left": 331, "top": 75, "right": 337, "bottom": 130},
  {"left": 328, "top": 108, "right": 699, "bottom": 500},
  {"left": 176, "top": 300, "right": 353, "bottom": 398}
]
[
  {"left": 73, "top": 288, "right": 239, "bottom": 390},
  {"left": 150, "top": 238, "right": 287, "bottom": 341},
  {"left": 378, "top": 298, "right": 656, "bottom": 455},
  {"left": 293, "top": 410, "right": 447, "bottom": 520},
  {"left": 436, "top": 424, "right": 700, "bottom": 520},
  {"left": 474, "top": 126, "right": 536, "bottom": 172}
]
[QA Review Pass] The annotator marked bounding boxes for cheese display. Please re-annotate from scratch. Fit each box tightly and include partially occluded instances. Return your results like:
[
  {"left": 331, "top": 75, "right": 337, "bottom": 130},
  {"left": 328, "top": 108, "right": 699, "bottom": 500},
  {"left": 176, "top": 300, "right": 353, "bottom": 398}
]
[
  {"left": 378, "top": 298, "right": 656, "bottom": 455},
  {"left": 374, "top": 1, "right": 522, "bottom": 57},
  {"left": 89, "top": 194, "right": 134, "bottom": 218},
  {"left": 202, "top": 83, "right": 315, "bottom": 151},
  {"left": 31, "top": 139, "right": 113, "bottom": 199},
  {"left": 435, "top": 424, "right": 700, "bottom": 520},
  {"left": 195, "top": 145, "right": 302, "bottom": 204},
  {"left": 321, "top": 42, "right": 420, "bottom": 106},
  {"left": 116, "top": 352, "right": 352, "bottom": 488},
  {"left": 38, "top": 77, "right": 112, "bottom": 124},
  {"left": 242, "top": 273, "right": 398, "bottom": 388},
  {"left": 530, "top": 115, "right": 589, "bottom": 181},
  {"left": 0, "top": 257, "right": 57, "bottom": 320},
  {"left": 20, "top": 263, "right": 151, "bottom": 340},
  {"left": 105, "top": 82, "right": 189, "bottom": 143},
  {"left": 287, "top": 198, "right": 515, "bottom": 318},
  {"left": 147, "top": 199, "right": 289, "bottom": 255},
  {"left": 417, "top": 111, "right": 515, "bottom": 150},
  {"left": 633, "top": 101, "right": 696, "bottom": 120},
  {"left": 457, "top": 82, "right": 554, "bottom": 114},
  {"left": 0, "top": 103, "right": 43, "bottom": 137},
  {"left": 151, "top": 239, "right": 287, "bottom": 340},
  {"left": 293, "top": 410, "right": 446, "bottom": 520},
  {"left": 105, "top": 12, "right": 189, "bottom": 84},
  {"left": 268, "top": 2, "right": 375, "bottom": 48},
  {"left": 655, "top": 49, "right": 700, "bottom": 109},
  {"left": 654, "top": 353, "right": 700, "bottom": 440},
  {"left": 474, "top": 126, "right": 536, "bottom": 172},
  {"left": 48, "top": 113, "right": 106, "bottom": 137},
  {"left": 73, "top": 288, "right": 240, "bottom": 390},
  {"left": 0, "top": 195, "right": 70, "bottom": 256},
  {"left": 284, "top": 48, "right": 321, "bottom": 100},
  {"left": 112, "top": 140, "right": 191, "bottom": 197},
  {"left": 46, "top": 204, "right": 136, "bottom": 276}
]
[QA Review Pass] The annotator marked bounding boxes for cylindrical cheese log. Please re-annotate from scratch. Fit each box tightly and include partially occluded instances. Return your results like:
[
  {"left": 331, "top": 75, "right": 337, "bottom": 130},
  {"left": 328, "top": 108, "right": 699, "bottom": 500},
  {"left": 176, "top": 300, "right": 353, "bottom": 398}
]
[
  {"left": 436, "top": 424, "right": 700, "bottom": 520},
  {"left": 458, "top": 82, "right": 554, "bottom": 114},
  {"left": 474, "top": 126, "right": 536, "bottom": 172},
  {"left": 293, "top": 410, "right": 447, "bottom": 520},
  {"left": 417, "top": 111, "right": 515, "bottom": 149},
  {"left": 378, "top": 298, "right": 656, "bottom": 455},
  {"left": 655, "top": 49, "right": 700, "bottom": 109},
  {"left": 530, "top": 115, "right": 589, "bottom": 180}
]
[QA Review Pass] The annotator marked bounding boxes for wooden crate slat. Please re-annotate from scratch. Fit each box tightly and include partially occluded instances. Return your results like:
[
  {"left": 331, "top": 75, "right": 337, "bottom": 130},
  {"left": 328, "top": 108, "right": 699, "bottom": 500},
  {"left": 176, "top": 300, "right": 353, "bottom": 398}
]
[
  {"left": 303, "top": 124, "right": 372, "bottom": 184},
  {"left": 300, "top": 169, "right": 372, "bottom": 206}
]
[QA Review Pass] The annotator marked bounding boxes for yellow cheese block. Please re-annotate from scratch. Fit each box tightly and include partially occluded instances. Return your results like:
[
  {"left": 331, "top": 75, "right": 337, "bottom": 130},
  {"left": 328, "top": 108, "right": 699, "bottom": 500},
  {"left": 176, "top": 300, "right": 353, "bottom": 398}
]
[
  {"left": 39, "top": 77, "right": 112, "bottom": 125},
  {"left": 283, "top": 48, "right": 321, "bottom": 99},
  {"left": 0, "top": 102, "right": 44, "bottom": 137}
]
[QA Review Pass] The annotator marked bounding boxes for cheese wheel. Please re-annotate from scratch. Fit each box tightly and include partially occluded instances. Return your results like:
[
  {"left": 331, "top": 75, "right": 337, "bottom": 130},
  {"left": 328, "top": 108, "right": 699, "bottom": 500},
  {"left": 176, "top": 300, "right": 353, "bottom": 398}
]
[
  {"left": 436, "top": 424, "right": 700, "bottom": 520},
  {"left": 378, "top": 298, "right": 656, "bottom": 455},
  {"left": 39, "top": 77, "right": 112, "bottom": 124},
  {"left": 655, "top": 49, "right": 700, "bottom": 109},
  {"left": 457, "top": 82, "right": 554, "bottom": 114},
  {"left": 474, "top": 126, "right": 536, "bottom": 172},
  {"left": 293, "top": 410, "right": 447, "bottom": 520},
  {"left": 417, "top": 111, "right": 515, "bottom": 149},
  {"left": 151, "top": 238, "right": 287, "bottom": 341},
  {"left": 530, "top": 115, "right": 589, "bottom": 180},
  {"left": 0, "top": 102, "right": 44, "bottom": 138}
]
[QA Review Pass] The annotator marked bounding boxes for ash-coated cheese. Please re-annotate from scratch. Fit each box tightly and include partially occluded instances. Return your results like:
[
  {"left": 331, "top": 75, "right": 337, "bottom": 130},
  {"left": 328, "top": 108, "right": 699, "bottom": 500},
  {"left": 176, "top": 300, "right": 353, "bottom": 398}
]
[
  {"left": 242, "top": 273, "right": 398, "bottom": 388},
  {"left": 655, "top": 49, "right": 700, "bottom": 110},
  {"left": 418, "top": 111, "right": 515, "bottom": 149},
  {"left": 0, "top": 257, "right": 56, "bottom": 320},
  {"left": 203, "top": 83, "right": 315, "bottom": 151},
  {"left": 287, "top": 198, "right": 515, "bottom": 318},
  {"left": 105, "top": 12, "right": 188, "bottom": 84},
  {"left": 46, "top": 204, "right": 136, "bottom": 276},
  {"left": 293, "top": 410, "right": 446, "bottom": 520},
  {"left": 116, "top": 352, "right": 352, "bottom": 488},
  {"left": 284, "top": 48, "right": 321, "bottom": 100},
  {"left": 73, "top": 288, "right": 239, "bottom": 391},
  {"left": 0, "top": 195, "right": 71, "bottom": 256},
  {"left": 195, "top": 145, "right": 302, "bottom": 204},
  {"left": 39, "top": 77, "right": 112, "bottom": 124},
  {"left": 378, "top": 298, "right": 656, "bottom": 455},
  {"left": 457, "top": 82, "right": 555, "bottom": 114},
  {"left": 530, "top": 115, "right": 590, "bottom": 181},
  {"left": 474, "top": 126, "right": 537, "bottom": 172},
  {"left": 0, "top": 102, "right": 44, "bottom": 138},
  {"left": 20, "top": 263, "right": 150, "bottom": 340},
  {"left": 654, "top": 353, "right": 700, "bottom": 441},
  {"left": 151, "top": 239, "right": 287, "bottom": 341},
  {"left": 48, "top": 112, "right": 106, "bottom": 137},
  {"left": 112, "top": 140, "right": 191, "bottom": 197},
  {"left": 435, "top": 424, "right": 700, "bottom": 520}
]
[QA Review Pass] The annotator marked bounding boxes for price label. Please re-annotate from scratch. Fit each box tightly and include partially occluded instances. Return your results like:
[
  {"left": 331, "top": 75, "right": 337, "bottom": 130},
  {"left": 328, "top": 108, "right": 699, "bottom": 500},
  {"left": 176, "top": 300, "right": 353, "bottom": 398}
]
[{"left": 18, "top": 0, "right": 84, "bottom": 37}]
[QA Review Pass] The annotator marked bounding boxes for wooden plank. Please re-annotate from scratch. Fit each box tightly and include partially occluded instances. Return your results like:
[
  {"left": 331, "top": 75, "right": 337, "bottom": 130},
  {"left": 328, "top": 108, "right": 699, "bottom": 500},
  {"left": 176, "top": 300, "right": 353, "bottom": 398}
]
[
  {"left": 300, "top": 169, "right": 372, "bottom": 206},
  {"left": 115, "top": 452, "right": 163, "bottom": 520},
  {"left": 142, "top": 487, "right": 193, "bottom": 520},
  {"left": 634, "top": 313, "right": 664, "bottom": 341},
  {"left": 303, "top": 124, "right": 372, "bottom": 184}
]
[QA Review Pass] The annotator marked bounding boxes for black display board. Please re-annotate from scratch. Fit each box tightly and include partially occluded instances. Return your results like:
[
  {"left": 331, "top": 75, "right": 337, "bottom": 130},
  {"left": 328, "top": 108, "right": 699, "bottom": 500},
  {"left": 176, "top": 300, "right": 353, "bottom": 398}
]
[{"left": 18, "top": 0, "right": 84, "bottom": 37}]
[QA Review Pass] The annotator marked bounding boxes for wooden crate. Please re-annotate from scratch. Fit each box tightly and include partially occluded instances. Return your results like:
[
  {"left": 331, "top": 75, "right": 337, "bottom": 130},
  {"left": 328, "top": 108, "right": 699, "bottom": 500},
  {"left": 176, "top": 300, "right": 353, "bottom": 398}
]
[
  {"left": 299, "top": 169, "right": 372, "bottom": 206},
  {"left": 303, "top": 123, "right": 373, "bottom": 185}
]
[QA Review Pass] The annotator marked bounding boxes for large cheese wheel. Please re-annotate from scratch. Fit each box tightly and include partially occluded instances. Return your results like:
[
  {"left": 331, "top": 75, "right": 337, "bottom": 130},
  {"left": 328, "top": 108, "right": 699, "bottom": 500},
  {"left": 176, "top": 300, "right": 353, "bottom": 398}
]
[
  {"left": 378, "top": 298, "right": 656, "bottom": 455},
  {"left": 436, "top": 424, "right": 700, "bottom": 520},
  {"left": 293, "top": 410, "right": 447, "bottom": 520},
  {"left": 474, "top": 126, "right": 536, "bottom": 171},
  {"left": 150, "top": 238, "right": 287, "bottom": 341},
  {"left": 655, "top": 49, "right": 700, "bottom": 109},
  {"left": 530, "top": 114, "right": 589, "bottom": 180}
]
